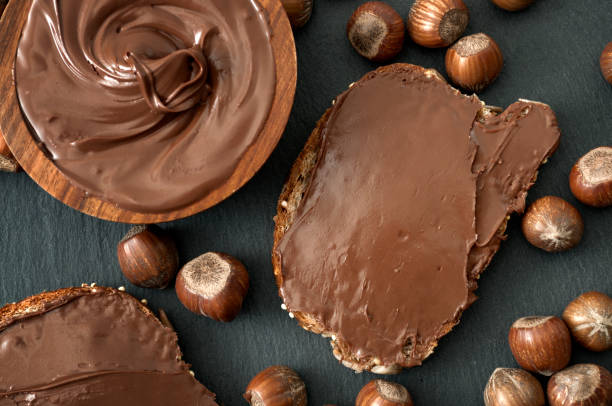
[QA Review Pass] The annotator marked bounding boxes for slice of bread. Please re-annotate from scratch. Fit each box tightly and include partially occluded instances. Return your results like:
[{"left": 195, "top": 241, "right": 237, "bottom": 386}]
[
  {"left": 0, "top": 285, "right": 217, "bottom": 405},
  {"left": 273, "top": 64, "right": 560, "bottom": 374}
]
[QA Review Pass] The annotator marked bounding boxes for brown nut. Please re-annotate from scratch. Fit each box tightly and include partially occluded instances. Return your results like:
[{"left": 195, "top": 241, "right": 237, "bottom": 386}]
[
  {"left": 445, "top": 33, "right": 503, "bottom": 92},
  {"left": 547, "top": 364, "right": 612, "bottom": 406},
  {"left": 0, "top": 131, "right": 19, "bottom": 173},
  {"left": 407, "top": 0, "right": 469, "bottom": 48},
  {"left": 484, "top": 368, "right": 545, "bottom": 406},
  {"left": 117, "top": 225, "right": 179, "bottom": 289},
  {"left": 562, "top": 291, "right": 612, "bottom": 352},
  {"left": 281, "top": 0, "right": 313, "bottom": 29},
  {"left": 521, "top": 196, "right": 584, "bottom": 253},
  {"left": 244, "top": 365, "right": 307, "bottom": 406},
  {"left": 600, "top": 42, "right": 612, "bottom": 85},
  {"left": 490, "top": 0, "right": 535, "bottom": 11},
  {"left": 569, "top": 146, "right": 612, "bottom": 207},
  {"left": 175, "top": 252, "right": 249, "bottom": 322},
  {"left": 347, "top": 2, "right": 405, "bottom": 62},
  {"left": 356, "top": 380, "right": 414, "bottom": 406},
  {"left": 508, "top": 316, "right": 572, "bottom": 376}
]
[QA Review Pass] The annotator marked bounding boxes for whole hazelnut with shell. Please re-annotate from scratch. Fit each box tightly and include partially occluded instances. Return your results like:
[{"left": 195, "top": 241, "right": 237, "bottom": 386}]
[
  {"left": 347, "top": 2, "right": 405, "bottom": 62},
  {"left": 508, "top": 316, "right": 572, "bottom": 376},
  {"left": 244, "top": 365, "right": 307, "bottom": 406},
  {"left": 117, "top": 224, "right": 179, "bottom": 289},
  {"left": 356, "top": 380, "right": 414, "bottom": 406},
  {"left": 562, "top": 291, "right": 612, "bottom": 352},
  {"left": 281, "top": 0, "right": 313, "bottom": 29},
  {"left": 547, "top": 364, "right": 612, "bottom": 406},
  {"left": 569, "top": 146, "right": 612, "bottom": 207},
  {"left": 484, "top": 368, "right": 545, "bottom": 406},
  {"left": 600, "top": 42, "right": 612, "bottom": 85},
  {"left": 521, "top": 196, "right": 583, "bottom": 253},
  {"left": 408, "top": 0, "right": 469, "bottom": 48},
  {"left": 491, "top": 0, "right": 535, "bottom": 12},
  {"left": 445, "top": 33, "right": 503, "bottom": 92},
  {"left": 175, "top": 252, "right": 249, "bottom": 322}
]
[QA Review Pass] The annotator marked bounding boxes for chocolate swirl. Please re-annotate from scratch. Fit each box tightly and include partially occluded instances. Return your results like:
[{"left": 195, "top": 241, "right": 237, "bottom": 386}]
[{"left": 16, "top": 0, "right": 275, "bottom": 212}]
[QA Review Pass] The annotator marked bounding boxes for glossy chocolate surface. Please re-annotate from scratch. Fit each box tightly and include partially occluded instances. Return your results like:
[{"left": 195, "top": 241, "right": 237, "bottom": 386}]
[
  {"left": 15, "top": 0, "right": 275, "bottom": 212},
  {"left": 276, "top": 67, "right": 560, "bottom": 367},
  {"left": 0, "top": 290, "right": 216, "bottom": 405}
]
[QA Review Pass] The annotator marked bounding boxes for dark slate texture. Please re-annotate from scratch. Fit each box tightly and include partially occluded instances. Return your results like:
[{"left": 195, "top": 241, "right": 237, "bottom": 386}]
[{"left": 1, "top": 0, "right": 611, "bottom": 404}]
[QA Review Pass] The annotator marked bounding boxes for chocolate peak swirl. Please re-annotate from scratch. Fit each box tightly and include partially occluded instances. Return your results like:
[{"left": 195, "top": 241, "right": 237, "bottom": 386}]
[{"left": 16, "top": 0, "right": 276, "bottom": 212}]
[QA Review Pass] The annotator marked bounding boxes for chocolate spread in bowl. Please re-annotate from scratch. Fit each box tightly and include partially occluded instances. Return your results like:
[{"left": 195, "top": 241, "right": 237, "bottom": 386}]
[{"left": 15, "top": 0, "right": 276, "bottom": 212}]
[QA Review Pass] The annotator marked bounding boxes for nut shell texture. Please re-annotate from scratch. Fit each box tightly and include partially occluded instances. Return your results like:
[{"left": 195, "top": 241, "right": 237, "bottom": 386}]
[
  {"left": 244, "top": 366, "right": 307, "bottom": 406},
  {"left": 445, "top": 33, "right": 503, "bottom": 92},
  {"left": 600, "top": 42, "right": 612, "bottom": 85},
  {"left": 117, "top": 225, "right": 179, "bottom": 289},
  {"left": 547, "top": 364, "right": 612, "bottom": 406},
  {"left": 562, "top": 291, "right": 612, "bottom": 352},
  {"left": 281, "top": 0, "right": 313, "bottom": 28},
  {"left": 347, "top": 2, "right": 405, "bottom": 61},
  {"left": 175, "top": 252, "right": 249, "bottom": 322},
  {"left": 408, "top": 0, "right": 469, "bottom": 48},
  {"left": 508, "top": 316, "right": 572, "bottom": 376},
  {"left": 484, "top": 368, "right": 545, "bottom": 406},
  {"left": 491, "top": 0, "right": 535, "bottom": 11},
  {"left": 569, "top": 146, "right": 612, "bottom": 207},
  {"left": 521, "top": 196, "right": 584, "bottom": 252},
  {"left": 356, "top": 380, "right": 414, "bottom": 406}
]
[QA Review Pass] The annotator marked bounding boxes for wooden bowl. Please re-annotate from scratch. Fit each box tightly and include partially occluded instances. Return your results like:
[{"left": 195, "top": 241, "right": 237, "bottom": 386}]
[{"left": 0, "top": 0, "right": 296, "bottom": 223}]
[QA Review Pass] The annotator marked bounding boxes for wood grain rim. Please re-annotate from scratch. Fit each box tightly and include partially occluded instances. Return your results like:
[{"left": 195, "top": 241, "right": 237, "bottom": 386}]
[{"left": 0, "top": 0, "right": 296, "bottom": 223}]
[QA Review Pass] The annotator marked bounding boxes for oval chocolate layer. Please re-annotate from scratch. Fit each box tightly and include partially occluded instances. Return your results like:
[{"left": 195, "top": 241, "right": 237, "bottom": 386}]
[{"left": 274, "top": 64, "right": 560, "bottom": 370}]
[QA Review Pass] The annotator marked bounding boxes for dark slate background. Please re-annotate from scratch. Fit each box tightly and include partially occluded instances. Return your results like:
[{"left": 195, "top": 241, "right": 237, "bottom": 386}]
[{"left": 1, "top": 0, "right": 611, "bottom": 404}]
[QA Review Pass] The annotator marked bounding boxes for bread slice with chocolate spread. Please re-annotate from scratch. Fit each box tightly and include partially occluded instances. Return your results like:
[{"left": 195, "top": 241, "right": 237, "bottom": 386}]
[
  {"left": 273, "top": 63, "right": 560, "bottom": 374},
  {"left": 0, "top": 285, "right": 217, "bottom": 405}
]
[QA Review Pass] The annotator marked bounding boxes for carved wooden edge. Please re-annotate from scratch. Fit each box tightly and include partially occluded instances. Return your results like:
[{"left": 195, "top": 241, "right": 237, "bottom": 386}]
[
  {"left": 0, "top": 0, "right": 18, "bottom": 172},
  {"left": 0, "top": 0, "right": 296, "bottom": 222}
]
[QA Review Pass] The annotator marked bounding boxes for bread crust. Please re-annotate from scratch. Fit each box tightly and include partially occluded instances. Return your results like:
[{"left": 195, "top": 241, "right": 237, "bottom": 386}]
[
  {"left": 0, "top": 285, "right": 163, "bottom": 332},
  {"left": 272, "top": 63, "right": 558, "bottom": 374}
]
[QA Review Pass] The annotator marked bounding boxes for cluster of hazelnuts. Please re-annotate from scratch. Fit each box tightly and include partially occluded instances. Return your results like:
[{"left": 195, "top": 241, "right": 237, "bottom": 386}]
[
  {"left": 521, "top": 145, "right": 612, "bottom": 253},
  {"left": 243, "top": 290, "right": 611, "bottom": 406},
  {"left": 117, "top": 225, "right": 249, "bottom": 322},
  {"left": 484, "top": 291, "right": 612, "bottom": 406},
  {"left": 344, "top": 0, "right": 524, "bottom": 93},
  {"left": 243, "top": 365, "right": 415, "bottom": 406}
]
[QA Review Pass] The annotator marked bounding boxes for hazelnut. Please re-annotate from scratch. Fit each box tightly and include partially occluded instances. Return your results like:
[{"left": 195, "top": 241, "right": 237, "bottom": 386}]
[
  {"left": 547, "top": 364, "right": 612, "bottom": 406},
  {"left": 244, "top": 365, "right": 307, "bottom": 406},
  {"left": 281, "top": 0, "right": 313, "bottom": 29},
  {"left": 356, "top": 380, "right": 414, "bottom": 406},
  {"left": 508, "top": 316, "right": 572, "bottom": 376},
  {"left": 407, "top": 0, "right": 469, "bottom": 48},
  {"left": 600, "top": 42, "right": 612, "bottom": 85},
  {"left": 0, "top": 133, "right": 19, "bottom": 173},
  {"left": 117, "top": 225, "right": 179, "bottom": 289},
  {"left": 445, "top": 33, "right": 503, "bottom": 92},
  {"left": 484, "top": 368, "right": 545, "bottom": 406},
  {"left": 175, "top": 252, "right": 249, "bottom": 322},
  {"left": 490, "top": 0, "right": 535, "bottom": 12},
  {"left": 569, "top": 146, "right": 612, "bottom": 207},
  {"left": 562, "top": 291, "right": 612, "bottom": 352},
  {"left": 521, "top": 196, "right": 584, "bottom": 253},
  {"left": 347, "top": 2, "right": 405, "bottom": 62}
]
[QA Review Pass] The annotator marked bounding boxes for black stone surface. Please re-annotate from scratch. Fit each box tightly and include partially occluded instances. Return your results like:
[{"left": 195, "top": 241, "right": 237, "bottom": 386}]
[{"left": 1, "top": 1, "right": 611, "bottom": 404}]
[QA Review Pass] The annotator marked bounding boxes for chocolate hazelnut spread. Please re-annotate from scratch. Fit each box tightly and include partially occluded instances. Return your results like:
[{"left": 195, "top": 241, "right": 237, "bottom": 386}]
[
  {"left": 0, "top": 289, "right": 216, "bottom": 405},
  {"left": 275, "top": 66, "right": 560, "bottom": 368},
  {"left": 15, "top": 0, "right": 276, "bottom": 212}
]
